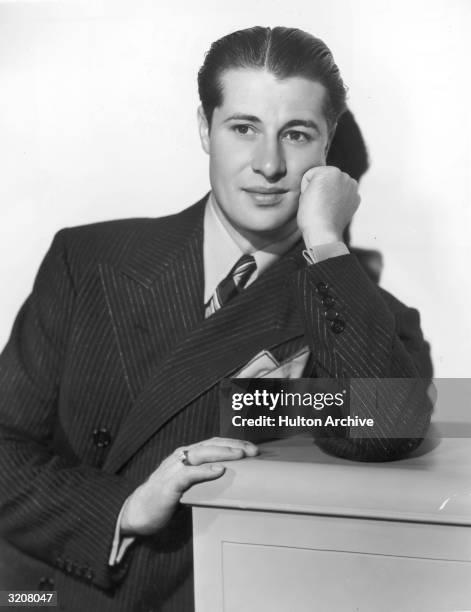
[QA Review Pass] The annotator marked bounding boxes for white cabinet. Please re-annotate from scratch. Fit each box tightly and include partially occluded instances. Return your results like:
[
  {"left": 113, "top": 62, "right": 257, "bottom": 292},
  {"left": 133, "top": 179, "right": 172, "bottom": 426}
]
[{"left": 182, "top": 435, "right": 471, "bottom": 612}]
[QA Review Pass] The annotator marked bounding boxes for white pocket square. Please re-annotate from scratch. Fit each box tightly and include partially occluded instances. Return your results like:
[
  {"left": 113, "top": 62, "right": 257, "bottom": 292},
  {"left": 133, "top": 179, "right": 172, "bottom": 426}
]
[
  {"left": 234, "top": 349, "right": 279, "bottom": 378},
  {"left": 235, "top": 346, "right": 310, "bottom": 379}
]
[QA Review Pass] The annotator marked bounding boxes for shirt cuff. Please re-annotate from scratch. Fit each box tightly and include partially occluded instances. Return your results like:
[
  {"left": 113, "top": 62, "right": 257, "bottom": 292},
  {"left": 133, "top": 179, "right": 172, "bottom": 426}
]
[
  {"left": 303, "top": 241, "right": 350, "bottom": 264},
  {"left": 108, "top": 499, "right": 136, "bottom": 565}
]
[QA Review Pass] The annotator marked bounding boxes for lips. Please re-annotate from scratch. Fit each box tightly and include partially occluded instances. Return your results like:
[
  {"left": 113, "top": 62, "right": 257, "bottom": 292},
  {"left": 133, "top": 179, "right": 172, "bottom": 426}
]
[
  {"left": 243, "top": 187, "right": 289, "bottom": 194},
  {"left": 242, "top": 187, "right": 289, "bottom": 205}
]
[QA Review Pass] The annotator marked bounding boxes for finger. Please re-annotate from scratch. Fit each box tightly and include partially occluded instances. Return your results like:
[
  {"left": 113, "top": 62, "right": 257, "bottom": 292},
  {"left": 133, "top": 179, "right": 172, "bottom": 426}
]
[
  {"left": 300, "top": 167, "right": 319, "bottom": 193},
  {"left": 301, "top": 165, "right": 342, "bottom": 193},
  {"left": 185, "top": 444, "right": 246, "bottom": 466},
  {"left": 196, "top": 438, "right": 258, "bottom": 455},
  {"left": 174, "top": 463, "right": 226, "bottom": 493}
]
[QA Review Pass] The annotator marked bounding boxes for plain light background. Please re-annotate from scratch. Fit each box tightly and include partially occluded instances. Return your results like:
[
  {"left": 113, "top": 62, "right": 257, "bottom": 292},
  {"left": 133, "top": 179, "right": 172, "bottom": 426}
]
[{"left": 1, "top": 0, "right": 470, "bottom": 377}]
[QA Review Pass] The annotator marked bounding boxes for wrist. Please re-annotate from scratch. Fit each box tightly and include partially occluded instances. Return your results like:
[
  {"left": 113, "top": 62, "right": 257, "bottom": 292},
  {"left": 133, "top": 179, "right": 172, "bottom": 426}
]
[
  {"left": 120, "top": 489, "right": 145, "bottom": 537},
  {"left": 301, "top": 227, "right": 342, "bottom": 249}
]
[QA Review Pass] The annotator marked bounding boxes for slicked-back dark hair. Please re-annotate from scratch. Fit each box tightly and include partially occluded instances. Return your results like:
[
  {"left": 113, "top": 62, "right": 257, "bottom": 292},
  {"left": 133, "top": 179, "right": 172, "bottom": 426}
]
[{"left": 198, "top": 26, "right": 347, "bottom": 131}]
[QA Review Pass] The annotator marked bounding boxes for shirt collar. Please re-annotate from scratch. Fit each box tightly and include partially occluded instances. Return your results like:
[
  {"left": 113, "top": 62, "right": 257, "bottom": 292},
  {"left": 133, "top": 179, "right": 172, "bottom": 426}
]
[{"left": 203, "top": 193, "right": 301, "bottom": 303}]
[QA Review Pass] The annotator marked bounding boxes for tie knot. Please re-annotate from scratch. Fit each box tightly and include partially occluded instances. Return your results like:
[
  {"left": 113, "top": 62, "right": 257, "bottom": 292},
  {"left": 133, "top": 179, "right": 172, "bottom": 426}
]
[
  {"left": 230, "top": 254, "right": 257, "bottom": 288},
  {"left": 206, "top": 254, "right": 257, "bottom": 316}
]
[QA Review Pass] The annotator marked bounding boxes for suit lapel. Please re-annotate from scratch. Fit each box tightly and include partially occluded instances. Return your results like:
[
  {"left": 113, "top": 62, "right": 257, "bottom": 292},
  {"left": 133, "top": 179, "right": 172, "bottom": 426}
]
[
  {"left": 103, "top": 246, "right": 307, "bottom": 473},
  {"left": 99, "top": 201, "right": 205, "bottom": 400}
]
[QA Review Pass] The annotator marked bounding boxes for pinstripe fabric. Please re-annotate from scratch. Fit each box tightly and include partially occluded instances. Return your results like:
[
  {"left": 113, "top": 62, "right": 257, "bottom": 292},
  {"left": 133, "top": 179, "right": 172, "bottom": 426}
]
[
  {"left": 0, "top": 195, "right": 432, "bottom": 611},
  {"left": 295, "top": 253, "right": 433, "bottom": 461}
]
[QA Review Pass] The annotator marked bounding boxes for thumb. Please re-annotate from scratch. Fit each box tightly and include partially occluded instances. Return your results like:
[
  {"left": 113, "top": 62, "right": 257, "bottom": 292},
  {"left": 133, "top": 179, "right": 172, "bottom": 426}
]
[{"left": 176, "top": 464, "right": 226, "bottom": 493}]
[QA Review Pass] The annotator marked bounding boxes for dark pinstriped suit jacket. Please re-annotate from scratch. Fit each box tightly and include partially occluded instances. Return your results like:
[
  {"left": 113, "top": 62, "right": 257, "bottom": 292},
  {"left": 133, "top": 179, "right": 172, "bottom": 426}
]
[{"left": 0, "top": 196, "right": 432, "bottom": 611}]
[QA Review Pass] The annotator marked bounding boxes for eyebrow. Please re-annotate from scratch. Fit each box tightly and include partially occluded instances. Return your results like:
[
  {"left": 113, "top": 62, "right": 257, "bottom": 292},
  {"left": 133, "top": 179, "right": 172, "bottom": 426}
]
[{"left": 223, "top": 114, "right": 321, "bottom": 135}]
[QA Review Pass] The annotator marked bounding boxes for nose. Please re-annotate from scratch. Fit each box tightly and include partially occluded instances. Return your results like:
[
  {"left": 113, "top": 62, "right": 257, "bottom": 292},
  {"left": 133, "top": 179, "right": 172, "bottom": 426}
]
[{"left": 251, "top": 137, "right": 287, "bottom": 182}]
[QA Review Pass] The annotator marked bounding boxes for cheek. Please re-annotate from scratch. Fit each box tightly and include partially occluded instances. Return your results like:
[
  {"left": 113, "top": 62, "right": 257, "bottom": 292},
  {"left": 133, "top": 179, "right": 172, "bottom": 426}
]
[
  {"left": 287, "top": 145, "right": 326, "bottom": 180},
  {"left": 210, "top": 158, "right": 238, "bottom": 189},
  {"left": 210, "top": 144, "right": 250, "bottom": 185}
]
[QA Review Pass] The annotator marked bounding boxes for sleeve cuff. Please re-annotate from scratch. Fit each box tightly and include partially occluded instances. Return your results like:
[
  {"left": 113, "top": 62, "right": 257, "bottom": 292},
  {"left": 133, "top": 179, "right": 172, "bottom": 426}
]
[
  {"left": 303, "top": 241, "right": 350, "bottom": 264},
  {"left": 108, "top": 498, "right": 136, "bottom": 565}
]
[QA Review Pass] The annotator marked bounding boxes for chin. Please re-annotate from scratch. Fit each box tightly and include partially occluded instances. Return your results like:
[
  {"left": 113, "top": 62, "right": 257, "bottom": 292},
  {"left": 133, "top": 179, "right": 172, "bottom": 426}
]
[
  {"left": 237, "top": 215, "right": 294, "bottom": 237},
  {"left": 215, "top": 192, "right": 297, "bottom": 237},
  {"left": 245, "top": 208, "right": 296, "bottom": 232}
]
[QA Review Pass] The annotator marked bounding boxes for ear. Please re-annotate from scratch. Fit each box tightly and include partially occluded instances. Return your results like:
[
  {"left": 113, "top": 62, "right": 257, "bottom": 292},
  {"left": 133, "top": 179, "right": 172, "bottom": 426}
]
[{"left": 197, "top": 105, "right": 210, "bottom": 155}]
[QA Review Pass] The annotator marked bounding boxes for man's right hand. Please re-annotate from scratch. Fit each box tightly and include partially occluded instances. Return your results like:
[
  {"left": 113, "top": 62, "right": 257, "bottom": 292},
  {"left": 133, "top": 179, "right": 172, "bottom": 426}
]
[
  {"left": 297, "top": 165, "right": 360, "bottom": 247},
  {"left": 120, "top": 437, "right": 258, "bottom": 536}
]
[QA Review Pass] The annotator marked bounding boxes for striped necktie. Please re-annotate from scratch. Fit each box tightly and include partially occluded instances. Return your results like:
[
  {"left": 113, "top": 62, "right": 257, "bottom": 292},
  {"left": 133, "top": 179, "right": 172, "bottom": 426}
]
[{"left": 206, "top": 254, "right": 257, "bottom": 317}]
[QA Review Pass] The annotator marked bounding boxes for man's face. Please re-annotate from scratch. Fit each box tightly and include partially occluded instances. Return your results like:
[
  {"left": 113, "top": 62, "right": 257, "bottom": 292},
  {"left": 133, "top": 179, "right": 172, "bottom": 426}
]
[{"left": 198, "top": 68, "right": 331, "bottom": 243}]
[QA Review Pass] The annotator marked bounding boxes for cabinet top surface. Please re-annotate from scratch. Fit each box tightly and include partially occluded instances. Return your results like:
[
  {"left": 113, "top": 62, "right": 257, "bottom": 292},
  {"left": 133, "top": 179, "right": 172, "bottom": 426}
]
[{"left": 181, "top": 434, "right": 471, "bottom": 525}]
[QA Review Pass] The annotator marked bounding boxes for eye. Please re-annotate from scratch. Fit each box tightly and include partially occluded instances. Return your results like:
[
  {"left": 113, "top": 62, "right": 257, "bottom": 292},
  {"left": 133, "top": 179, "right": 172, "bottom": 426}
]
[
  {"left": 283, "top": 130, "right": 312, "bottom": 143},
  {"left": 231, "top": 124, "right": 256, "bottom": 136}
]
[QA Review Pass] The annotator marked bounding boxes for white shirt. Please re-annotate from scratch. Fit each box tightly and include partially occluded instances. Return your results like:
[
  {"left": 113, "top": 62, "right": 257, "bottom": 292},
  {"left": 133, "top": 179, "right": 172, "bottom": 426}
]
[{"left": 203, "top": 193, "right": 301, "bottom": 308}]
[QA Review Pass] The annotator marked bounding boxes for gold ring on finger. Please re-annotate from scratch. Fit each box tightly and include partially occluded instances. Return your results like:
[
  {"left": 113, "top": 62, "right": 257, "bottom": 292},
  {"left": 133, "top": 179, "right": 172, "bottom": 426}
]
[{"left": 177, "top": 449, "right": 190, "bottom": 466}]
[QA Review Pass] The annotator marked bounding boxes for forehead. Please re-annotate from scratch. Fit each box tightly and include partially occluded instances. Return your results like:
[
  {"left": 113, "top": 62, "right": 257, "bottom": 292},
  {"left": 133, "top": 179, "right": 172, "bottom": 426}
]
[{"left": 215, "top": 67, "right": 328, "bottom": 127}]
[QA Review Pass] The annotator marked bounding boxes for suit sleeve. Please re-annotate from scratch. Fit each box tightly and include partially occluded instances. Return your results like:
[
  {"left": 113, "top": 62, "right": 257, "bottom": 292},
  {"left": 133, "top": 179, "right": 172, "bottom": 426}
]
[
  {"left": 0, "top": 231, "right": 138, "bottom": 591},
  {"left": 295, "top": 253, "right": 433, "bottom": 462}
]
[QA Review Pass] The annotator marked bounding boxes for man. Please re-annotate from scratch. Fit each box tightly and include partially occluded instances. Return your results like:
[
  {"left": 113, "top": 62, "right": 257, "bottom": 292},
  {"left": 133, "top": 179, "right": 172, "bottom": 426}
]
[{"left": 0, "top": 26, "right": 432, "bottom": 611}]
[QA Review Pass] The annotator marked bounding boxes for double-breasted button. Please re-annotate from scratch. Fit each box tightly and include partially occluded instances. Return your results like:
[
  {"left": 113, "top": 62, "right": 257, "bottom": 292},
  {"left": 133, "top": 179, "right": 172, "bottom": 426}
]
[
  {"left": 93, "top": 428, "right": 111, "bottom": 448},
  {"left": 38, "top": 576, "right": 54, "bottom": 590},
  {"left": 84, "top": 568, "right": 94, "bottom": 582},
  {"left": 64, "top": 560, "right": 74, "bottom": 574},
  {"left": 331, "top": 318, "right": 346, "bottom": 334},
  {"left": 316, "top": 281, "right": 329, "bottom": 295},
  {"left": 55, "top": 557, "right": 64, "bottom": 570}
]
